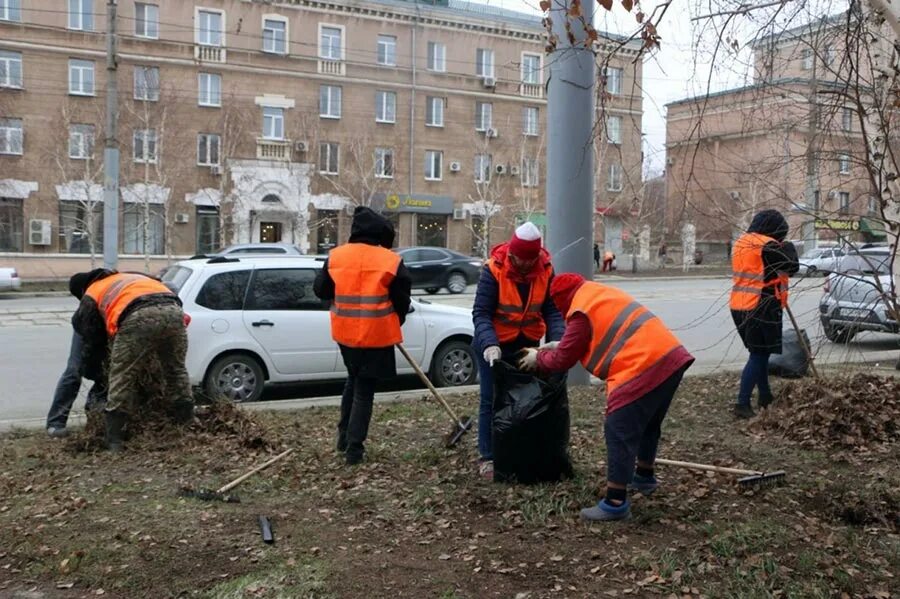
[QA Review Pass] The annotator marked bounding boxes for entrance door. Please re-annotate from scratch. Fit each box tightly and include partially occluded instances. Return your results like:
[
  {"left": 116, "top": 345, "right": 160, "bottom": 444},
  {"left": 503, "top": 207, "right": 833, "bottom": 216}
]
[{"left": 260, "top": 221, "right": 283, "bottom": 243}]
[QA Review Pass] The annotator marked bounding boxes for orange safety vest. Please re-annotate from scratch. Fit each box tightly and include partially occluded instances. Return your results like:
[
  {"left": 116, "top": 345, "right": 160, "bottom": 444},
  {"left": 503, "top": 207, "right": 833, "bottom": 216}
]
[
  {"left": 730, "top": 232, "right": 789, "bottom": 310},
  {"left": 488, "top": 258, "right": 551, "bottom": 344},
  {"left": 568, "top": 282, "right": 683, "bottom": 399},
  {"left": 328, "top": 243, "right": 403, "bottom": 348},
  {"left": 85, "top": 273, "right": 175, "bottom": 337}
]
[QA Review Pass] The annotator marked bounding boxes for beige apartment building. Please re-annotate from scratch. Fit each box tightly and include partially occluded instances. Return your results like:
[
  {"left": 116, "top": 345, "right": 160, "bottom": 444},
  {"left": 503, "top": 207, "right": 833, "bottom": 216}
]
[
  {"left": 0, "top": 0, "right": 643, "bottom": 278},
  {"left": 665, "top": 13, "right": 887, "bottom": 257}
]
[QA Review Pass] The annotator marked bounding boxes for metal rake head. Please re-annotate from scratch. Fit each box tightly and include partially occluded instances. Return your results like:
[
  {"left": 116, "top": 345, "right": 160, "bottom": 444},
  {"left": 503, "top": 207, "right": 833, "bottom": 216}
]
[{"left": 738, "top": 471, "right": 786, "bottom": 489}]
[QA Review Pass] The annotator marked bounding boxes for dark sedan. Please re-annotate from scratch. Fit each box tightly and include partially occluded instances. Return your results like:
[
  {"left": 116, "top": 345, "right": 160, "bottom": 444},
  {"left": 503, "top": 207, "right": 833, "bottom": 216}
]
[{"left": 395, "top": 247, "right": 483, "bottom": 294}]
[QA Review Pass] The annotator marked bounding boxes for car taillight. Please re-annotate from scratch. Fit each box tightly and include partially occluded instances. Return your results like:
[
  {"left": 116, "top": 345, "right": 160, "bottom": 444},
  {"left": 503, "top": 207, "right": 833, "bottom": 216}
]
[
  {"left": 183, "top": 313, "right": 191, "bottom": 327},
  {"left": 824, "top": 278, "right": 830, "bottom": 293}
]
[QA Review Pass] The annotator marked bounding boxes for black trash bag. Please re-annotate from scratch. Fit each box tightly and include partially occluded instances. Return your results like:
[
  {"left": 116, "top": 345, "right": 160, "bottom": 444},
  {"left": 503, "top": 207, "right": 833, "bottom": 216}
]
[
  {"left": 492, "top": 360, "right": 574, "bottom": 484},
  {"left": 768, "top": 328, "right": 810, "bottom": 378}
]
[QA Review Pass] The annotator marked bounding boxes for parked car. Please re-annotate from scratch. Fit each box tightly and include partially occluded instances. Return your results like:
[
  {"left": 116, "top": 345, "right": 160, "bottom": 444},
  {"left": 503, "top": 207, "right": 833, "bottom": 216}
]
[
  {"left": 819, "top": 248, "right": 897, "bottom": 343},
  {"left": 201, "top": 243, "right": 307, "bottom": 257},
  {"left": 797, "top": 245, "right": 844, "bottom": 276},
  {"left": 0, "top": 267, "right": 22, "bottom": 291},
  {"left": 161, "top": 255, "right": 477, "bottom": 402},
  {"left": 395, "top": 247, "right": 482, "bottom": 294}
]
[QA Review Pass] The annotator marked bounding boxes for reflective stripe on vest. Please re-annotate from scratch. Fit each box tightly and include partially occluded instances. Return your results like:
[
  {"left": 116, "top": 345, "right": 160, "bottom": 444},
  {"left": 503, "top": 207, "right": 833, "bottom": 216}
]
[
  {"left": 85, "top": 273, "right": 174, "bottom": 336},
  {"left": 488, "top": 257, "right": 551, "bottom": 343}
]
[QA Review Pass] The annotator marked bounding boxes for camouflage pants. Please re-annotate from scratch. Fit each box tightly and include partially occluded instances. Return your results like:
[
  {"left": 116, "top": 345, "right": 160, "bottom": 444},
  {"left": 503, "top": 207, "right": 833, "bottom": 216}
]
[{"left": 106, "top": 303, "right": 192, "bottom": 415}]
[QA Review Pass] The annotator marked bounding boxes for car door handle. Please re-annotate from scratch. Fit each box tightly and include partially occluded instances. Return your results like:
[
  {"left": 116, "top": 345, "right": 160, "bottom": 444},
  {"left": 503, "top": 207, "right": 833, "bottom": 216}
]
[{"left": 252, "top": 320, "right": 275, "bottom": 327}]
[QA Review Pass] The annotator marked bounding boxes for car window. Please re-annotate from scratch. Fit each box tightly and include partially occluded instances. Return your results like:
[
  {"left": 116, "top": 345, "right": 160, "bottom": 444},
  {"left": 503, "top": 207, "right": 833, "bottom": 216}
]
[
  {"left": 195, "top": 270, "right": 251, "bottom": 310},
  {"left": 161, "top": 266, "right": 193, "bottom": 294},
  {"left": 841, "top": 254, "right": 890, "bottom": 274},
  {"left": 400, "top": 249, "right": 422, "bottom": 263},
  {"left": 228, "top": 247, "right": 288, "bottom": 255},
  {"left": 419, "top": 249, "right": 447, "bottom": 262},
  {"left": 245, "top": 268, "right": 327, "bottom": 311}
]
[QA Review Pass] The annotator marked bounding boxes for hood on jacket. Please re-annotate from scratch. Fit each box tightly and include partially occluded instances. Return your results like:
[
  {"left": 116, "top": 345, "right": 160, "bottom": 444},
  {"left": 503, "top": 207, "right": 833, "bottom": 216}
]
[
  {"left": 69, "top": 268, "right": 115, "bottom": 299},
  {"left": 550, "top": 273, "right": 587, "bottom": 315},
  {"left": 489, "top": 242, "right": 552, "bottom": 282},
  {"left": 348, "top": 206, "right": 395, "bottom": 249},
  {"left": 748, "top": 209, "right": 789, "bottom": 242}
]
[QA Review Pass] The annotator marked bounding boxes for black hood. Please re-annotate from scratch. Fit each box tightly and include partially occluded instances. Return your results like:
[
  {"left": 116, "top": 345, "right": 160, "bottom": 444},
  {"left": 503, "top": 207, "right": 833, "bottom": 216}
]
[
  {"left": 348, "top": 206, "right": 395, "bottom": 249},
  {"left": 747, "top": 209, "right": 789, "bottom": 242},
  {"left": 69, "top": 268, "right": 115, "bottom": 299}
]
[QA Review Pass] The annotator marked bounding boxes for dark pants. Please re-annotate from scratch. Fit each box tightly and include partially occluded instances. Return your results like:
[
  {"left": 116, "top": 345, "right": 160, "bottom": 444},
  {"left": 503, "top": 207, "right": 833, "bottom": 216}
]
[
  {"left": 602, "top": 259, "right": 614, "bottom": 272},
  {"left": 476, "top": 341, "right": 537, "bottom": 461},
  {"left": 338, "top": 369, "right": 378, "bottom": 459},
  {"left": 604, "top": 367, "right": 686, "bottom": 485},
  {"left": 738, "top": 352, "right": 771, "bottom": 406},
  {"left": 46, "top": 331, "right": 106, "bottom": 429}
]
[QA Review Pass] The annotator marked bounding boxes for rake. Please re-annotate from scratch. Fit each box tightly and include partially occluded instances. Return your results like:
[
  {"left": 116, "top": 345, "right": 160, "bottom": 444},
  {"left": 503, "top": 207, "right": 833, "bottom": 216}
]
[
  {"left": 179, "top": 448, "right": 294, "bottom": 503},
  {"left": 655, "top": 458, "right": 786, "bottom": 488}
]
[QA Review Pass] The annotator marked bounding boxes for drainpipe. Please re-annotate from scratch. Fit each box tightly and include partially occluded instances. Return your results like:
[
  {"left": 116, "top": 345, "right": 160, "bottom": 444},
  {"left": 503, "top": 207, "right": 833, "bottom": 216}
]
[{"left": 408, "top": 6, "right": 419, "bottom": 247}]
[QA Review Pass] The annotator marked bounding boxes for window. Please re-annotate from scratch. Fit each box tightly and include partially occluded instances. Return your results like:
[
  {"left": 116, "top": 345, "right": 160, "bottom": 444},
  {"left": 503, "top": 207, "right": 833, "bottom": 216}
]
[
  {"left": 607, "top": 163, "right": 623, "bottom": 191},
  {"left": 68, "top": 0, "right": 93, "bottom": 31},
  {"left": 262, "top": 107, "right": 284, "bottom": 139},
  {"left": 195, "top": 270, "right": 250, "bottom": 310},
  {"left": 375, "top": 147, "right": 394, "bottom": 179},
  {"left": 522, "top": 157, "right": 539, "bottom": 187},
  {"left": 426, "top": 96, "right": 444, "bottom": 127},
  {"left": 319, "top": 142, "right": 339, "bottom": 175},
  {"left": 427, "top": 42, "right": 446, "bottom": 72},
  {"left": 605, "top": 66, "right": 623, "bottom": 94},
  {"left": 196, "top": 208, "right": 219, "bottom": 255},
  {"left": 801, "top": 48, "right": 813, "bottom": 70},
  {"left": 320, "top": 26, "right": 343, "bottom": 60},
  {"left": 123, "top": 203, "right": 165, "bottom": 254},
  {"left": 474, "top": 153, "right": 492, "bottom": 183},
  {"left": 69, "top": 124, "right": 95, "bottom": 159},
  {"left": 424, "top": 150, "right": 442, "bottom": 181},
  {"left": 59, "top": 201, "right": 103, "bottom": 254},
  {"left": 197, "top": 133, "right": 220, "bottom": 166},
  {"left": 0, "top": 118, "right": 23, "bottom": 155},
  {"left": 247, "top": 269, "right": 328, "bottom": 311},
  {"left": 0, "top": 51, "right": 23, "bottom": 88},
  {"left": 522, "top": 54, "right": 541, "bottom": 84},
  {"left": 868, "top": 196, "right": 878, "bottom": 214},
  {"left": 838, "top": 153, "right": 850, "bottom": 174},
  {"left": 475, "top": 102, "right": 493, "bottom": 132},
  {"left": 839, "top": 191, "right": 850, "bottom": 214},
  {"left": 263, "top": 18, "right": 287, "bottom": 54},
  {"left": 377, "top": 35, "right": 396, "bottom": 66},
  {"left": 842, "top": 107, "right": 853, "bottom": 131},
  {"left": 824, "top": 45, "right": 835, "bottom": 66},
  {"left": 0, "top": 0, "right": 22, "bottom": 22},
  {"left": 0, "top": 198, "right": 23, "bottom": 251},
  {"left": 523, "top": 106, "right": 539, "bottom": 136},
  {"left": 416, "top": 215, "right": 447, "bottom": 247},
  {"left": 319, "top": 85, "right": 342, "bottom": 119},
  {"left": 607, "top": 115, "right": 622, "bottom": 144},
  {"left": 135, "top": 3, "right": 158, "bottom": 38},
  {"left": 68, "top": 59, "right": 95, "bottom": 96},
  {"left": 132, "top": 129, "right": 158, "bottom": 163},
  {"left": 375, "top": 90, "right": 396, "bottom": 123},
  {"left": 133, "top": 66, "right": 159, "bottom": 101},
  {"left": 198, "top": 9, "right": 223, "bottom": 46},
  {"left": 476, "top": 48, "right": 494, "bottom": 78},
  {"left": 198, "top": 72, "right": 221, "bottom": 107}
]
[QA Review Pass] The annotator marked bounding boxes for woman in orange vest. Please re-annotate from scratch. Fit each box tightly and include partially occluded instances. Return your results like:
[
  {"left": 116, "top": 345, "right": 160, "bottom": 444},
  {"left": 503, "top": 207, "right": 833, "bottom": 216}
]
[
  {"left": 472, "top": 222, "right": 565, "bottom": 480},
  {"left": 730, "top": 209, "right": 799, "bottom": 419},
  {"left": 518, "top": 273, "right": 694, "bottom": 521},
  {"left": 314, "top": 207, "right": 412, "bottom": 465}
]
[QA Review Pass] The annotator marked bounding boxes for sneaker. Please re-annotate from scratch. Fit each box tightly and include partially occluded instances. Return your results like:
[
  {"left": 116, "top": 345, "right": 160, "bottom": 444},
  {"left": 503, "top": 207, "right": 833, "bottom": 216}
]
[
  {"left": 733, "top": 404, "right": 756, "bottom": 419},
  {"left": 628, "top": 474, "right": 658, "bottom": 496},
  {"left": 478, "top": 460, "right": 494, "bottom": 481},
  {"left": 580, "top": 499, "right": 631, "bottom": 522},
  {"left": 46, "top": 426, "right": 69, "bottom": 439}
]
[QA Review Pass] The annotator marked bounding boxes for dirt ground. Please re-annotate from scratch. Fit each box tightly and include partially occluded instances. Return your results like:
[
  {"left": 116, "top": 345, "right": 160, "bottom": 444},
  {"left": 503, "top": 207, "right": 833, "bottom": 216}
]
[{"left": 1, "top": 371, "right": 898, "bottom": 599}]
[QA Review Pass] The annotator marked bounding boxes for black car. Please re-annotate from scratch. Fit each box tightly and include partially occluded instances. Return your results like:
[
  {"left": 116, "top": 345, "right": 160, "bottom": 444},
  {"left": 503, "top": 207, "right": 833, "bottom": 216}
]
[{"left": 395, "top": 247, "right": 483, "bottom": 294}]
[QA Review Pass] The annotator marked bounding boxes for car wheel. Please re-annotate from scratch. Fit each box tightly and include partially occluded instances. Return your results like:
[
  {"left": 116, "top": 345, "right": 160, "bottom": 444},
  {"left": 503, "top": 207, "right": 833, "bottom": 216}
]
[
  {"left": 807, "top": 266, "right": 818, "bottom": 276},
  {"left": 425, "top": 287, "right": 440, "bottom": 295},
  {"left": 430, "top": 340, "right": 477, "bottom": 387},
  {"left": 822, "top": 321, "right": 856, "bottom": 344},
  {"left": 205, "top": 353, "right": 265, "bottom": 403},
  {"left": 446, "top": 272, "right": 468, "bottom": 294}
]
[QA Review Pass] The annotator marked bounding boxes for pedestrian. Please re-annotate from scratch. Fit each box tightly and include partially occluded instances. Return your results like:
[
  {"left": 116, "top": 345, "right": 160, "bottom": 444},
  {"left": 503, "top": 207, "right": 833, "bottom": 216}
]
[
  {"left": 602, "top": 250, "right": 615, "bottom": 272},
  {"left": 517, "top": 273, "right": 694, "bottom": 521},
  {"left": 730, "top": 209, "right": 799, "bottom": 419},
  {"left": 471, "top": 222, "right": 565, "bottom": 480},
  {"left": 657, "top": 243, "right": 668, "bottom": 269},
  {"left": 69, "top": 268, "right": 195, "bottom": 452},
  {"left": 46, "top": 330, "right": 107, "bottom": 438},
  {"left": 314, "top": 206, "right": 412, "bottom": 465},
  {"left": 593, "top": 243, "right": 601, "bottom": 272}
]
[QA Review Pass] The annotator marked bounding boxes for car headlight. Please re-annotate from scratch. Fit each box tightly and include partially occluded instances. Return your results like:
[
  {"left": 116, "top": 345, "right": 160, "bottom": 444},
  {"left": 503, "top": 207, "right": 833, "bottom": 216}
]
[{"left": 468, "top": 261, "right": 482, "bottom": 267}]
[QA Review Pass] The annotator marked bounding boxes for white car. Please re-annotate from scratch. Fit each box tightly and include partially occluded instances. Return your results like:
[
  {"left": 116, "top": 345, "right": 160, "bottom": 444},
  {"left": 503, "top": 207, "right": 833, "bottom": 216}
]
[
  {"left": 162, "top": 255, "right": 477, "bottom": 402},
  {"left": 0, "top": 267, "right": 22, "bottom": 291},
  {"left": 797, "top": 246, "right": 844, "bottom": 276}
]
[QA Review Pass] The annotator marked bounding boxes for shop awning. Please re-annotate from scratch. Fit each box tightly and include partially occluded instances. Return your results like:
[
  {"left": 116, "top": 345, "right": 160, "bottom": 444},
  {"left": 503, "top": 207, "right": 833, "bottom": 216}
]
[{"left": 859, "top": 217, "right": 888, "bottom": 239}]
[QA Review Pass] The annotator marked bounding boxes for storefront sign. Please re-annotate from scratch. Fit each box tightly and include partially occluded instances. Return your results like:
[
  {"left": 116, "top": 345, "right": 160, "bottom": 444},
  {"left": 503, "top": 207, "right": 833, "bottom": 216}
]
[
  {"left": 814, "top": 218, "right": 860, "bottom": 232},
  {"left": 372, "top": 193, "right": 454, "bottom": 214}
]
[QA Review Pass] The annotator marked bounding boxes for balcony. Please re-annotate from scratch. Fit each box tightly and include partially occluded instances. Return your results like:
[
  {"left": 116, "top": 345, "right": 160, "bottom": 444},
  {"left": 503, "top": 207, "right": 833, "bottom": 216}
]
[
  {"left": 256, "top": 138, "right": 291, "bottom": 162},
  {"left": 318, "top": 59, "right": 346, "bottom": 76},
  {"left": 195, "top": 44, "right": 226, "bottom": 63},
  {"left": 521, "top": 82, "right": 543, "bottom": 98}
]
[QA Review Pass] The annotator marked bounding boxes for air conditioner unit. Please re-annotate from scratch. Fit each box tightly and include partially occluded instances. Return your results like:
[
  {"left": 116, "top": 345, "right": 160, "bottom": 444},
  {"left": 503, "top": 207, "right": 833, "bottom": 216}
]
[
  {"left": 452, "top": 208, "right": 467, "bottom": 221},
  {"left": 482, "top": 76, "right": 496, "bottom": 89},
  {"left": 294, "top": 140, "right": 308, "bottom": 153},
  {"left": 729, "top": 191, "right": 741, "bottom": 201},
  {"left": 209, "top": 164, "right": 223, "bottom": 176},
  {"left": 29, "top": 219, "right": 52, "bottom": 246},
  {"left": 510, "top": 165, "right": 520, "bottom": 176},
  {"left": 486, "top": 128, "right": 499, "bottom": 138},
  {"left": 175, "top": 212, "right": 190, "bottom": 224},
  {"left": 495, "top": 164, "right": 507, "bottom": 175},
  {"left": 449, "top": 161, "right": 462, "bottom": 172},
  {"left": 345, "top": 203, "right": 357, "bottom": 216}
]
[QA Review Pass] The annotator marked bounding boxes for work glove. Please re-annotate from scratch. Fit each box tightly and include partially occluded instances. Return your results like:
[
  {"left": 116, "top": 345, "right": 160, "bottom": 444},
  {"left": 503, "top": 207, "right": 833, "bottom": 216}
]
[
  {"left": 483, "top": 345, "right": 501, "bottom": 366},
  {"left": 517, "top": 347, "right": 539, "bottom": 372},
  {"left": 538, "top": 341, "right": 559, "bottom": 351}
]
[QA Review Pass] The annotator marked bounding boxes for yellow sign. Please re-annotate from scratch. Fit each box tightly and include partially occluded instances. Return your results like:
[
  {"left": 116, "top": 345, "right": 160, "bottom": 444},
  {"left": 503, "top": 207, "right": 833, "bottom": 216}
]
[
  {"left": 814, "top": 218, "right": 860, "bottom": 231},
  {"left": 385, "top": 194, "right": 401, "bottom": 209}
]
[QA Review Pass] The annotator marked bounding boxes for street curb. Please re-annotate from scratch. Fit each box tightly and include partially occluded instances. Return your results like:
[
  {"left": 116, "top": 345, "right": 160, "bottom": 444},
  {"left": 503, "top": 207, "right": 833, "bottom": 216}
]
[
  {"left": 0, "top": 291, "right": 70, "bottom": 299},
  {"left": 595, "top": 274, "right": 729, "bottom": 282}
]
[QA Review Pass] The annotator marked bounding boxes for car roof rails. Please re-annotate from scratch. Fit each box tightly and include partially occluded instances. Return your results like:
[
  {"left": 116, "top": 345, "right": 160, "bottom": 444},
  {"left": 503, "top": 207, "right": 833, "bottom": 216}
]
[{"left": 206, "top": 256, "right": 240, "bottom": 264}]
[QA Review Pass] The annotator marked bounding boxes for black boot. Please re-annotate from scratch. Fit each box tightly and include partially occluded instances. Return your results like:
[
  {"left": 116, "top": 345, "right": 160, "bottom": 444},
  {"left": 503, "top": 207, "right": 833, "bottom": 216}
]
[
  {"left": 733, "top": 404, "right": 756, "bottom": 419},
  {"left": 171, "top": 399, "right": 195, "bottom": 425},
  {"left": 345, "top": 392, "right": 375, "bottom": 465},
  {"left": 105, "top": 410, "right": 128, "bottom": 453},
  {"left": 758, "top": 393, "right": 774, "bottom": 409},
  {"left": 336, "top": 428, "right": 348, "bottom": 453}
]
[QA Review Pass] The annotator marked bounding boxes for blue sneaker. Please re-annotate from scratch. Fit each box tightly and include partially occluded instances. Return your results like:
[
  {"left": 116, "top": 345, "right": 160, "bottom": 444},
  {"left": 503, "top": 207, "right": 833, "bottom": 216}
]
[
  {"left": 628, "top": 474, "right": 659, "bottom": 496},
  {"left": 580, "top": 498, "right": 631, "bottom": 522}
]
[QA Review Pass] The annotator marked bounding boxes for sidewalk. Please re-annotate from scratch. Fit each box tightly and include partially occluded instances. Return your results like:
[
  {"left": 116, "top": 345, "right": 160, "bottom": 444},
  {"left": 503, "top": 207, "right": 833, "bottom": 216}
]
[{"left": 0, "top": 306, "right": 70, "bottom": 327}]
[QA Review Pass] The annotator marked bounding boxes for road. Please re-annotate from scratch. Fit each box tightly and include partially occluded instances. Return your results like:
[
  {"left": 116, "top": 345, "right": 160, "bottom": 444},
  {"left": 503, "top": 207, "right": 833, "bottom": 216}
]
[{"left": 2, "top": 276, "right": 897, "bottom": 430}]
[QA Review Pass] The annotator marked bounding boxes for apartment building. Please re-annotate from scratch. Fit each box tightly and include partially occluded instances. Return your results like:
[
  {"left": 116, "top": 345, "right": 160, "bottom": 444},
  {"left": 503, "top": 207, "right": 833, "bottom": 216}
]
[{"left": 0, "top": 0, "right": 643, "bottom": 278}]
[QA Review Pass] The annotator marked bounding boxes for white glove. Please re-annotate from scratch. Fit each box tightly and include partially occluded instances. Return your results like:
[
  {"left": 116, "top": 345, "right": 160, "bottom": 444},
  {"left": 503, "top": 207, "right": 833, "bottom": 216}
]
[
  {"left": 517, "top": 347, "right": 539, "bottom": 372},
  {"left": 483, "top": 346, "right": 501, "bottom": 365},
  {"left": 538, "top": 341, "right": 560, "bottom": 351}
]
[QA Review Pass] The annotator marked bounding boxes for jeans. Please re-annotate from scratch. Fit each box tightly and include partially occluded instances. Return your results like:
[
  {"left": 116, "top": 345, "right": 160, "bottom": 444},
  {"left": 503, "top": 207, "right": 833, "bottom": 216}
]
[
  {"left": 738, "top": 352, "right": 771, "bottom": 406},
  {"left": 476, "top": 342, "right": 536, "bottom": 461},
  {"left": 337, "top": 370, "right": 378, "bottom": 459},
  {"left": 46, "top": 331, "right": 106, "bottom": 429}
]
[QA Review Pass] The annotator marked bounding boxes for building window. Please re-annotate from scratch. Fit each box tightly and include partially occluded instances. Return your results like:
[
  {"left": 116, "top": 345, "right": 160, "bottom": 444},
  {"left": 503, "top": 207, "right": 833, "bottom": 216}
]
[
  {"left": 838, "top": 153, "right": 850, "bottom": 174},
  {"left": 68, "top": 0, "right": 93, "bottom": 31},
  {"left": 196, "top": 207, "right": 219, "bottom": 254},
  {"left": 320, "top": 85, "right": 342, "bottom": 119},
  {"left": 197, "top": 133, "right": 220, "bottom": 166},
  {"left": 123, "top": 203, "right": 165, "bottom": 255},
  {"left": 522, "top": 158, "right": 539, "bottom": 187},
  {"left": 842, "top": 107, "right": 853, "bottom": 131},
  {"left": 607, "top": 115, "right": 622, "bottom": 144},
  {"left": 319, "top": 142, "right": 339, "bottom": 175},
  {"left": 839, "top": 191, "right": 850, "bottom": 214},
  {"left": 476, "top": 48, "right": 494, "bottom": 78},
  {"left": 824, "top": 45, "right": 835, "bottom": 66},
  {"left": 132, "top": 129, "right": 158, "bottom": 163},
  {"left": 133, "top": 66, "right": 159, "bottom": 101},
  {"left": 59, "top": 201, "right": 103, "bottom": 254},
  {"left": 197, "top": 9, "right": 223, "bottom": 46},
  {"left": 263, "top": 18, "right": 287, "bottom": 54},
  {"left": 607, "top": 163, "right": 623, "bottom": 191},
  {"left": 426, "top": 96, "right": 444, "bottom": 127},
  {"left": 424, "top": 150, "right": 442, "bottom": 181},
  {"left": 427, "top": 42, "right": 446, "bottom": 72},
  {"left": 377, "top": 34, "right": 396, "bottom": 66},
  {"left": 262, "top": 106, "right": 284, "bottom": 139},
  {"left": 69, "top": 124, "right": 95, "bottom": 159},
  {"left": 0, "top": 117, "right": 23, "bottom": 155},
  {"left": 0, "top": 51, "right": 23, "bottom": 89},
  {"left": 0, "top": 0, "right": 22, "bottom": 22},
  {"left": 68, "top": 59, "right": 95, "bottom": 96},
  {"left": 604, "top": 66, "right": 623, "bottom": 95},
  {"left": 801, "top": 48, "right": 813, "bottom": 70},
  {"left": 135, "top": 3, "right": 159, "bottom": 39},
  {"left": 416, "top": 214, "right": 447, "bottom": 247},
  {"left": 198, "top": 72, "right": 221, "bottom": 107},
  {"left": 475, "top": 102, "right": 493, "bottom": 132},
  {"left": 375, "top": 90, "right": 396, "bottom": 123},
  {"left": 375, "top": 147, "right": 394, "bottom": 179},
  {"left": 0, "top": 198, "right": 24, "bottom": 251},
  {"left": 868, "top": 196, "right": 878, "bottom": 215},
  {"left": 474, "top": 153, "right": 492, "bottom": 183},
  {"left": 522, "top": 53, "right": 541, "bottom": 84},
  {"left": 523, "top": 106, "right": 539, "bottom": 136},
  {"left": 320, "top": 26, "right": 343, "bottom": 60}
]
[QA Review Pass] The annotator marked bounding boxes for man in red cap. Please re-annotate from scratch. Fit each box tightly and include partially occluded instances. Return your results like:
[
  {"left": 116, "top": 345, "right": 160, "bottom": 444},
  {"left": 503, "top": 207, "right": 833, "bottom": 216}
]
[
  {"left": 518, "top": 273, "right": 694, "bottom": 521},
  {"left": 472, "top": 222, "right": 565, "bottom": 479}
]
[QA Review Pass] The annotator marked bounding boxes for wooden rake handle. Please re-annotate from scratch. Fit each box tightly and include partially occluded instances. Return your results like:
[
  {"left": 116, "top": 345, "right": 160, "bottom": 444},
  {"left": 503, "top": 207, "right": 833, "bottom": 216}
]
[
  {"left": 396, "top": 343, "right": 464, "bottom": 424},
  {"left": 655, "top": 458, "right": 761, "bottom": 477},
  {"left": 217, "top": 448, "right": 294, "bottom": 494}
]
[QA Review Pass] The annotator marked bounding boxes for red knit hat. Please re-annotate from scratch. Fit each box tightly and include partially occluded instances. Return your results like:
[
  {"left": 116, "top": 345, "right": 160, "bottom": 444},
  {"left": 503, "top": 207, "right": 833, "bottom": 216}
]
[
  {"left": 508, "top": 222, "right": 542, "bottom": 260},
  {"left": 550, "top": 273, "right": 586, "bottom": 315}
]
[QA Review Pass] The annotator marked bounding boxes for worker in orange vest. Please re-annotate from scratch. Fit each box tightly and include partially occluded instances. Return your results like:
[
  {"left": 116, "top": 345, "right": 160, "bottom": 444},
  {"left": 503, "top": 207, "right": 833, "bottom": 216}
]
[
  {"left": 730, "top": 209, "right": 799, "bottom": 419},
  {"left": 518, "top": 273, "right": 695, "bottom": 521},
  {"left": 314, "top": 206, "right": 412, "bottom": 465},
  {"left": 68, "top": 269, "right": 194, "bottom": 452}
]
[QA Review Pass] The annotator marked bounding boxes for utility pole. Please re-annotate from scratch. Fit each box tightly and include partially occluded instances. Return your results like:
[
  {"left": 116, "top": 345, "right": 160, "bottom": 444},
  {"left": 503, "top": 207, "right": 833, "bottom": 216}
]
[
  {"left": 102, "top": 0, "right": 119, "bottom": 270},
  {"left": 803, "top": 36, "right": 819, "bottom": 253},
  {"left": 546, "top": 0, "right": 596, "bottom": 385}
]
